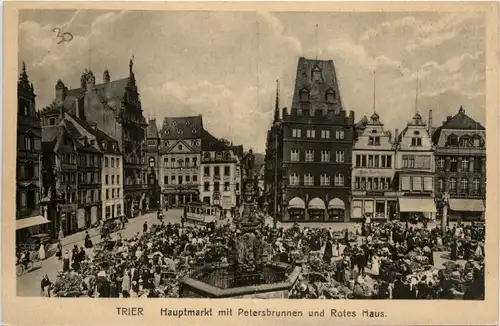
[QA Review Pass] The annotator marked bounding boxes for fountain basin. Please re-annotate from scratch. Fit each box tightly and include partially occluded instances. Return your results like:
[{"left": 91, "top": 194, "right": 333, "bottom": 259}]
[{"left": 179, "top": 262, "right": 301, "bottom": 298}]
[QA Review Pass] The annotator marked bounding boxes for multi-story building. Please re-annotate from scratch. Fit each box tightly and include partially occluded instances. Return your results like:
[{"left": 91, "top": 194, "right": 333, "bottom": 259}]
[
  {"left": 16, "top": 62, "right": 44, "bottom": 242},
  {"left": 351, "top": 112, "right": 397, "bottom": 220},
  {"left": 53, "top": 59, "right": 148, "bottom": 218},
  {"left": 100, "top": 136, "right": 123, "bottom": 220},
  {"left": 145, "top": 118, "right": 161, "bottom": 210},
  {"left": 394, "top": 111, "right": 437, "bottom": 221},
  {"left": 432, "top": 106, "right": 486, "bottom": 220},
  {"left": 158, "top": 116, "right": 202, "bottom": 207},
  {"left": 41, "top": 106, "right": 80, "bottom": 237},
  {"left": 200, "top": 129, "right": 242, "bottom": 215},
  {"left": 277, "top": 57, "right": 355, "bottom": 222}
]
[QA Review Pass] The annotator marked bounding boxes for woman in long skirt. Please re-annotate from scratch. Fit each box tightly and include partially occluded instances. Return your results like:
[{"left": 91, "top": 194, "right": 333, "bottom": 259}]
[{"left": 62, "top": 250, "right": 70, "bottom": 272}]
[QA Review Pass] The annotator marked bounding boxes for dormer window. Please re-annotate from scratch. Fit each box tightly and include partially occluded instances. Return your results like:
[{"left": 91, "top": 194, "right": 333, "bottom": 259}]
[
  {"left": 216, "top": 152, "right": 222, "bottom": 161},
  {"left": 49, "top": 118, "right": 56, "bottom": 126},
  {"left": 299, "top": 88, "right": 310, "bottom": 102},
  {"left": 447, "top": 134, "right": 458, "bottom": 147},
  {"left": 178, "top": 129, "right": 184, "bottom": 135},
  {"left": 112, "top": 144, "right": 116, "bottom": 150},
  {"left": 164, "top": 141, "right": 170, "bottom": 147},
  {"left": 191, "top": 128, "right": 197, "bottom": 134},
  {"left": 102, "top": 142, "right": 107, "bottom": 149},
  {"left": 204, "top": 152, "right": 211, "bottom": 161},
  {"left": 473, "top": 136, "right": 482, "bottom": 147},
  {"left": 325, "top": 88, "right": 336, "bottom": 103},
  {"left": 312, "top": 66, "right": 322, "bottom": 82}
]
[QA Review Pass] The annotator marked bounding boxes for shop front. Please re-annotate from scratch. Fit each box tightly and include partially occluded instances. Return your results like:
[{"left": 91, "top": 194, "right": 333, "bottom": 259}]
[
  {"left": 327, "top": 198, "right": 346, "bottom": 221},
  {"left": 398, "top": 197, "right": 437, "bottom": 221},
  {"left": 15, "top": 215, "right": 51, "bottom": 245},
  {"left": 448, "top": 198, "right": 485, "bottom": 221},
  {"left": 307, "top": 197, "right": 326, "bottom": 221},
  {"left": 163, "top": 186, "right": 200, "bottom": 208},
  {"left": 287, "top": 197, "right": 305, "bottom": 221},
  {"left": 351, "top": 193, "right": 397, "bottom": 221}
]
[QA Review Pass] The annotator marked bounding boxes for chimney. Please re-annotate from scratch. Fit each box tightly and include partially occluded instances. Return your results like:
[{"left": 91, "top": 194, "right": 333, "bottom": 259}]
[
  {"left": 282, "top": 107, "right": 288, "bottom": 117},
  {"left": 55, "top": 79, "right": 67, "bottom": 102},
  {"left": 427, "top": 109, "right": 433, "bottom": 134}
]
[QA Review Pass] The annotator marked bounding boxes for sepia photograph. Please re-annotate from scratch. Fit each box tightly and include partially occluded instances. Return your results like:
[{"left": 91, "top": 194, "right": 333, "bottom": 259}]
[
  {"left": 3, "top": 2, "right": 499, "bottom": 326},
  {"left": 14, "top": 7, "right": 490, "bottom": 300}
]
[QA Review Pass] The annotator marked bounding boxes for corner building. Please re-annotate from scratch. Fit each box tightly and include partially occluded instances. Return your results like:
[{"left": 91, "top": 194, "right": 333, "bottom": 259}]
[
  {"left": 432, "top": 106, "right": 486, "bottom": 220},
  {"left": 281, "top": 57, "right": 355, "bottom": 222}
]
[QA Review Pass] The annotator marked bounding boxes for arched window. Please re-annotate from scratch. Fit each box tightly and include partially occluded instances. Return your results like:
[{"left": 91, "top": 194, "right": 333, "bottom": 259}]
[
  {"left": 203, "top": 152, "right": 211, "bottom": 161},
  {"left": 215, "top": 152, "right": 222, "bottom": 161},
  {"left": 334, "top": 173, "right": 344, "bottom": 186},
  {"left": 447, "top": 134, "right": 458, "bottom": 146}
]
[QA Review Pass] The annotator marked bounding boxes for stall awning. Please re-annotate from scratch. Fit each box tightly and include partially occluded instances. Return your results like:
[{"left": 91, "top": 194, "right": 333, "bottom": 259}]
[
  {"left": 449, "top": 199, "right": 485, "bottom": 212},
  {"left": 308, "top": 197, "right": 325, "bottom": 210},
  {"left": 16, "top": 215, "right": 50, "bottom": 230},
  {"left": 398, "top": 197, "right": 436, "bottom": 213},
  {"left": 288, "top": 197, "right": 305, "bottom": 209},
  {"left": 328, "top": 198, "right": 345, "bottom": 210}
]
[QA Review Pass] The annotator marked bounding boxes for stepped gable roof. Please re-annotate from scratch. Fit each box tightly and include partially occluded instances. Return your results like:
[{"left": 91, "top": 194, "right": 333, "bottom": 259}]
[
  {"left": 146, "top": 118, "right": 159, "bottom": 139},
  {"left": 291, "top": 57, "right": 342, "bottom": 110},
  {"left": 161, "top": 115, "right": 203, "bottom": 140}
]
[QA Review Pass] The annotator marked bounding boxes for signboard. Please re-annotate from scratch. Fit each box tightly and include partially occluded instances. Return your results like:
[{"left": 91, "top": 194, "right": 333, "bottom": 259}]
[{"left": 355, "top": 169, "right": 394, "bottom": 178}]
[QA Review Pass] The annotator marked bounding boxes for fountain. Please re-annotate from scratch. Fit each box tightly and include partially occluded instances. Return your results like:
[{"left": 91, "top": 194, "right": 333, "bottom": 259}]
[{"left": 179, "top": 150, "right": 301, "bottom": 298}]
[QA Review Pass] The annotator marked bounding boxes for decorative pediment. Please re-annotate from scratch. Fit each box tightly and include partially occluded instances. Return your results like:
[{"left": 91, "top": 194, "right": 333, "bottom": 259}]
[{"left": 166, "top": 139, "right": 195, "bottom": 154}]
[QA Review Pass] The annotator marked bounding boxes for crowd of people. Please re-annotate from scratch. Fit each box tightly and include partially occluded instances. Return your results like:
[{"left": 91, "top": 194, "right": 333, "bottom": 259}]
[{"left": 39, "top": 213, "right": 485, "bottom": 300}]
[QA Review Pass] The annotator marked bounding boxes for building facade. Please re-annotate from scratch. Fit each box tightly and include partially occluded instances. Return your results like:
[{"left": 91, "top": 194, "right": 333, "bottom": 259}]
[
  {"left": 351, "top": 112, "right": 397, "bottom": 221},
  {"left": 158, "top": 116, "right": 202, "bottom": 207},
  {"left": 16, "top": 62, "right": 44, "bottom": 242},
  {"left": 40, "top": 107, "right": 80, "bottom": 237},
  {"left": 145, "top": 118, "right": 161, "bottom": 210},
  {"left": 432, "top": 106, "right": 486, "bottom": 220},
  {"left": 395, "top": 112, "right": 437, "bottom": 221},
  {"left": 278, "top": 57, "right": 355, "bottom": 222},
  {"left": 200, "top": 129, "right": 242, "bottom": 214},
  {"left": 54, "top": 59, "right": 148, "bottom": 218}
]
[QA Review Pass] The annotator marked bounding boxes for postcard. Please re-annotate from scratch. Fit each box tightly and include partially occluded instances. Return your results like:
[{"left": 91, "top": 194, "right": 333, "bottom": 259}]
[{"left": 3, "top": 2, "right": 499, "bottom": 326}]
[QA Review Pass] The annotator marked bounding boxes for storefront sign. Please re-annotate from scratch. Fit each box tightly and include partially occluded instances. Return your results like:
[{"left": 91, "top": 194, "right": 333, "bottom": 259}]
[{"left": 355, "top": 169, "right": 394, "bottom": 178}]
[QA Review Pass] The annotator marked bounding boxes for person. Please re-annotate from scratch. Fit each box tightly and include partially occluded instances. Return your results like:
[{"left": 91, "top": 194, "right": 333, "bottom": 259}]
[
  {"left": 181, "top": 215, "right": 185, "bottom": 228},
  {"left": 40, "top": 274, "right": 51, "bottom": 297},
  {"left": 84, "top": 231, "right": 93, "bottom": 260},
  {"left": 143, "top": 221, "right": 148, "bottom": 234},
  {"left": 450, "top": 240, "right": 458, "bottom": 261},
  {"left": 62, "top": 250, "right": 70, "bottom": 272},
  {"left": 371, "top": 254, "right": 381, "bottom": 278},
  {"left": 56, "top": 241, "right": 63, "bottom": 260}
]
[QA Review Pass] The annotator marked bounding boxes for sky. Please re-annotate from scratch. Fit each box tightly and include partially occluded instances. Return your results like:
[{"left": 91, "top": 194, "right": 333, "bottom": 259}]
[{"left": 18, "top": 10, "right": 486, "bottom": 153}]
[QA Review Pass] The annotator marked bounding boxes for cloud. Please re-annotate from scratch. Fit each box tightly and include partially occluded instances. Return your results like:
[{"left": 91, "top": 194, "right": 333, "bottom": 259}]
[{"left": 18, "top": 10, "right": 486, "bottom": 152}]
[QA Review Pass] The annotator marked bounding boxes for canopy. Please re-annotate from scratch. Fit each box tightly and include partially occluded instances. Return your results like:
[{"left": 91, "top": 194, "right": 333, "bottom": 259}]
[
  {"left": 328, "top": 198, "right": 345, "bottom": 210},
  {"left": 398, "top": 197, "right": 436, "bottom": 213},
  {"left": 449, "top": 199, "right": 485, "bottom": 212},
  {"left": 16, "top": 215, "right": 50, "bottom": 230},
  {"left": 288, "top": 197, "right": 305, "bottom": 209},
  {"left": 308, "top": 197, "right": 325, "bottom": 210}
]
